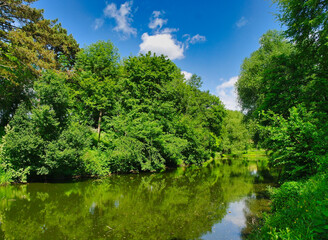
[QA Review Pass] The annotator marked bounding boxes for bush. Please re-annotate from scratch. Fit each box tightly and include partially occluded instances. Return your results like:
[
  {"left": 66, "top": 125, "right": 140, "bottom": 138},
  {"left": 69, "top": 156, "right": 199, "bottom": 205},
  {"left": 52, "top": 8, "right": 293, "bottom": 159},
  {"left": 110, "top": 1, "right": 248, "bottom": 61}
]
[
  {"left": 261, "top": 105, "right": 328, "bottom": 180},
  {"left": 44, "top": 123, "right": 92, "bottom": 176},
  {"left": 82, "top": 149, "right": 111, "bottom": 176},
  {"left": 0, "top": 71, "right": 92, "bottom": 182},
  {"left": 251, "top": 172, "right": 328, "bottom": 239}
]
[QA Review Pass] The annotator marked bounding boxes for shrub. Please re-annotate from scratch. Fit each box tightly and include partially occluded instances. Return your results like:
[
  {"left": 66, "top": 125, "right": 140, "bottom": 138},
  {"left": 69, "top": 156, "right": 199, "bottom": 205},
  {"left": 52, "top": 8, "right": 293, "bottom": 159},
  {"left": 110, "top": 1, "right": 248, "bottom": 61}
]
[
  {"left": 251, "top": 172, "right": 328, "bottom": 239},
  {"left": 261, "top": 105, "right": 328, "bottom": 180}
]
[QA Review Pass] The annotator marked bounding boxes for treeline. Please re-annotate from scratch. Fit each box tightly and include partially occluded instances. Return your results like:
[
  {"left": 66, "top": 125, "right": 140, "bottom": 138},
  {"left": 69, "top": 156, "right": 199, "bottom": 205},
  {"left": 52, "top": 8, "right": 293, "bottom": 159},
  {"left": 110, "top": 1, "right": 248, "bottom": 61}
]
[
  {"left": 221, "top": 110, "right": 251, "bottom": 155},
  {"left": 0, "top": 1, "right": 228, "bottom": 183},
  {"left": 236, "top": 0, "right": 328, "bottom": 239}
]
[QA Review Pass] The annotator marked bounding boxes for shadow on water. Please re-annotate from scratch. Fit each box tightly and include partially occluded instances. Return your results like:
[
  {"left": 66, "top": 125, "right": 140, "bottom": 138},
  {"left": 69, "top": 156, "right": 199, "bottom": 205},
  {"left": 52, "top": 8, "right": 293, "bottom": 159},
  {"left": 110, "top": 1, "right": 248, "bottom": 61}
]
[{"left": 0, "top": 157, "right": 277, "bottom": 240}]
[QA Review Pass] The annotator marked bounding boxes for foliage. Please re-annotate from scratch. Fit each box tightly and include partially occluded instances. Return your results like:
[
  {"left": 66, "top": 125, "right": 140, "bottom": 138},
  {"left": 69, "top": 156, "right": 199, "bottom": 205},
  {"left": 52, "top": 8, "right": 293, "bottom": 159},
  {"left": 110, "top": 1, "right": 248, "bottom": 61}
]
[
  {"left": 87, "top": 53, "right": 226, "bottom": 173},
  {"left": 0, "top": 71, "right": 91, "bottom": 182},
  {"left": 261, "top": 105, "right": 328, "bottom": 180},
  {"left": 239, "top": 1, "right": 328, "bottom": 239},
  {"left": 44, "top": 122, "right": 92, "bottom": 176},
  {"left": 75, "top": 40, "right": 120, "bottom": 80},
  {"left": 0, "top": 47, "right": 226, "bottom": 181},
  {"left": 72, "top": 41, "right": 120, "bottom": 142},
  {"left": 0, "top": 0, "right": 227, "bottom": 181},
  {"left": 274, "top": 0, "right": 328, "bottom": 117},
  {"left": 250, "top": 172, "right": 328, "bottom": 240},
  {"left": 236, "top": 30, "right": 293, "bottom": 117},
  {"left": 186, "top": 73, "right": 203, "bottom": 89},
  {"left": 221, "top": 110, "right": 250, "bottom": 154},
  {"left": 0, "top": 0, "right": 79, "bottom": 127},
  {"left": 274, "top": 0, "right": 328, "bottom": 70},
  {"left": 236, "top": 2, "right": 328, "bottom": 181},
  {"left": 0, "top": 0, "right": 79, "bottom": 73}
]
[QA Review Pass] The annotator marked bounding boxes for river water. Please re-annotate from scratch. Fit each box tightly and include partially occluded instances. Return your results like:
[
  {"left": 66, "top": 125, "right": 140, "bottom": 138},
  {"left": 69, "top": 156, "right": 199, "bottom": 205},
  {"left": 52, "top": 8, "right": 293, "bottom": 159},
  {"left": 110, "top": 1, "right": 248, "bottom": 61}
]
[{"left": 0, "top": 158, "right": 276, "bottom": 239}]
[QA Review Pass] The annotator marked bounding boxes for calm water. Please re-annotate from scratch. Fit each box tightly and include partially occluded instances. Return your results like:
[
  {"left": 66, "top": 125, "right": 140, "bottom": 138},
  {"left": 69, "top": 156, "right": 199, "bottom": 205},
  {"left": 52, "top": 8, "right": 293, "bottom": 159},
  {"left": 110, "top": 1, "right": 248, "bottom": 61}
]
[{"left": 0, "top": 159, "right": 276, "bottom": 240}]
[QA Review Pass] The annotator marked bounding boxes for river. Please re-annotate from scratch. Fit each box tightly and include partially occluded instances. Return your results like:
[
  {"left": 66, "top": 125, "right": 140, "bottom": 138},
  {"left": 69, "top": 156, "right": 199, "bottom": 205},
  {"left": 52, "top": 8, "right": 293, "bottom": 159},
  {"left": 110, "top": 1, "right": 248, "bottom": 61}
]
[{"left": 0, "top": 158, "right": 276, "bottom": 239}]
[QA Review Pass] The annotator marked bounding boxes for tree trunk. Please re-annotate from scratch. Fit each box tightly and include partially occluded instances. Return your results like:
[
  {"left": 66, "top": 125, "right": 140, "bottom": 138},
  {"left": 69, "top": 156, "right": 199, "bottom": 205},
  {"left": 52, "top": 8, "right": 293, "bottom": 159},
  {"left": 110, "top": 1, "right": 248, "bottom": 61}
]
[{"left": 97, "top": 110, "right": 103, "bottom": 145}]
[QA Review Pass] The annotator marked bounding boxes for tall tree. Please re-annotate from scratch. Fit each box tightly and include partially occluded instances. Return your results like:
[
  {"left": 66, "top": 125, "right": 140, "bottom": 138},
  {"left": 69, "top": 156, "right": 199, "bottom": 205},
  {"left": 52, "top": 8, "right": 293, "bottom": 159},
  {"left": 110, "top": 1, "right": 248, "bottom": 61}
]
[
  {"left": 274, "top": 0, "right": 328, "bottom": 66},
  {"left": 221, "top": 110, "right": 250, "bottom": 154},
  {"left": 236, "top": 1, "right": 328, "bottom": 181},
  {"left": 186, "top": 74, "right": 203, "bottom": 89},
  {"left": 73, "top": 41, "right": 120, "bottom": 143},
  {"left": 274, "top": 0, "right": 328, "bottom": 115},
  {"left": 236, "top": 30, "right": 293, "bottom": 117},
  {"left": 0, "top": 0, "right": 79, "bottom": 127}
]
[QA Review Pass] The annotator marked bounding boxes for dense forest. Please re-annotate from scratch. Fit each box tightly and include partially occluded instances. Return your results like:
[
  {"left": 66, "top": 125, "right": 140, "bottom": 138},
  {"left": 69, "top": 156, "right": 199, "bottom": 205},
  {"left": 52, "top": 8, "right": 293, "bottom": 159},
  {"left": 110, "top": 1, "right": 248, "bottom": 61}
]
[
  {"left": 236, "top": 0, "right": 328, "bottom": 238},
  {"left": 1, "top": 0, "right": 328, "bottom": 239},
  {"left": 0, "top": 0, "right": 230, "bottom": 182}
]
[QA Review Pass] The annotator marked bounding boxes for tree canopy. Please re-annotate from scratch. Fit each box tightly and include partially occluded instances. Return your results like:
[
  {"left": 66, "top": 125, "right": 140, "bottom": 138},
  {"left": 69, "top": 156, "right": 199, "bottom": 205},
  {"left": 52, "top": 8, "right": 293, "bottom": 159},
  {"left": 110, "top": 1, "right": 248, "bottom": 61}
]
[
  {"left": 0, "top": 0, "right": 79, "bottom": 127},
  {"left": 236, "top": 1, "right": 328, "bottom": 181},
  {"left": 0, "top": 37, "right": 226, "bottom": 182}
]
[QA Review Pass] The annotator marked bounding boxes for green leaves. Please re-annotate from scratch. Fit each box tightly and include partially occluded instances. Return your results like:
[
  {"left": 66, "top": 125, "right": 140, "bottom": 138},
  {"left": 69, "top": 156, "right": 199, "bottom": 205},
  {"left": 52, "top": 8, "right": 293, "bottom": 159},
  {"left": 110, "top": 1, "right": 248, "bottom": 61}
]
[
  {"left": 261, "top": 105, "right": 327, "bottom": 180},
  {"left": 236, "top": 30, "right": 293, "bottom": 117},
  {"left": 256, "top": 173, "right": 328, "bottom": 239},
  {"left": 75, "top": 40, "right": 119, "bottom": 80},
  {"left": 0, "top": 0, "right": 79, "bottom": 127},
  {"left": 0, "top": 71, "right": 91, "bottom": 181},
  {"left": 221, "top": 110, "right": 250, "bottom": 154},
  {"left": 237, "top": 2, "right": 328, "bottom": 238},
  {"left": 1, "top": 42, "right": 227, "bottom": 181}
]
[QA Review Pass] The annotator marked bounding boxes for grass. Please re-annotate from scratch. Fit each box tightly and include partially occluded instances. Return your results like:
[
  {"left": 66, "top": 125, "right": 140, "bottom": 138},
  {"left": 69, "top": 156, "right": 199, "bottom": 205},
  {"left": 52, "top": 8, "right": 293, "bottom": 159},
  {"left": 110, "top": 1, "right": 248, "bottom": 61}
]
[{"left": 220, "top": 148, "right": 268, "bottom": 161}]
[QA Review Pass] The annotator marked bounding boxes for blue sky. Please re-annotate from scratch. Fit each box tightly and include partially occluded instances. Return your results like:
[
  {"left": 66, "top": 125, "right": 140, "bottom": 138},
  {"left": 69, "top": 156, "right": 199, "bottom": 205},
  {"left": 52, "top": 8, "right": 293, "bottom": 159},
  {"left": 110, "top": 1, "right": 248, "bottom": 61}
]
[{"left": 32, "top": 0, "right": 282, "bottom": 110}]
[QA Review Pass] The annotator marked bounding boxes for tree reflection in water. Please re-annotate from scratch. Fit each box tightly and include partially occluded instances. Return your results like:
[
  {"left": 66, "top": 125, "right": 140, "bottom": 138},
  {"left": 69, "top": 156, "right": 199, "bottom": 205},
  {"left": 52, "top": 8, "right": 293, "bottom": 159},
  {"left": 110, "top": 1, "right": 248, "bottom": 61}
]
[{"left": 0, "top": 158, "right": 276, "bottom": 240}]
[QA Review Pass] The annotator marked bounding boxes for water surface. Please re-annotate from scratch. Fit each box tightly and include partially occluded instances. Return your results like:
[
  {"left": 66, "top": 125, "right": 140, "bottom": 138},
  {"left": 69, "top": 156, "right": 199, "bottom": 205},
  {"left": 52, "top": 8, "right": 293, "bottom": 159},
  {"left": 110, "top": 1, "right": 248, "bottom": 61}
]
[{"left": 0, "top": 158, "right": 276, "bottom": 239}]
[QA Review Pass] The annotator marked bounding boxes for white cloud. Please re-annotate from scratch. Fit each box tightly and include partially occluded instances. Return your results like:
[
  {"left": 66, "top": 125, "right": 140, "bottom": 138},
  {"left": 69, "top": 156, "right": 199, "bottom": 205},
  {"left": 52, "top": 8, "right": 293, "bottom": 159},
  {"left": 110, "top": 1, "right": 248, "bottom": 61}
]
[
  {"left": 139, "top": 33, "right": 184, "bottom": 60},
  {"left": 181, "top": 71, "right": 192, "bottom": 80},
  {"left": 152, "top": 11, "right": 161, "bottom": 18},
  {"left": 184, "top": 34, "right": 206, "bottom": 48},
  {"left": 236, "top": 17, "right": 248, "bottom": 28},
  {"left": 216, "top": 76, "right": 240, "bottom": 111},
  {"left": 93, "top": 18, "right": 104, "bottom": 30},
  {"left": 223, "top": 200, "right": 247, "bottom": 228},
  {"left": 103, "top": 1, "right": 136, "bottom": 37},
  {"left": 161, "top": 27, "right": 179, "bottom": 34},
  {"left": 149, "top": 11, "right": 167, "bottom": 30},
  {"left": 139, "top": 11, "right": 205, "bottom": 60},
  {"left": 189, "top": 34, "right": 206, "bottom": 44},
  {"left": 217, "top": 76, "right": 238, "bottom": 89}
]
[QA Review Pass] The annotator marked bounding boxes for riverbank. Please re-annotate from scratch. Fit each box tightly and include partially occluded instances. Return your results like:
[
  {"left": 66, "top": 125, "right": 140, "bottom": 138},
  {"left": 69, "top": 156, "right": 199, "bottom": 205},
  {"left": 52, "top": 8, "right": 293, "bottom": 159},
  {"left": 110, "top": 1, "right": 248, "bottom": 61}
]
[
  {"left": 248, "top": 170, "right": 328, "bottom": 239},
  {"left": 220, "top": 150, "right": 328, "bottom": 239},
  {"left": 220, "top": 149, "right": 268, "bottom": 161},
  {"left": 0, "top": 148, "right": 267, "bottom": 185}
]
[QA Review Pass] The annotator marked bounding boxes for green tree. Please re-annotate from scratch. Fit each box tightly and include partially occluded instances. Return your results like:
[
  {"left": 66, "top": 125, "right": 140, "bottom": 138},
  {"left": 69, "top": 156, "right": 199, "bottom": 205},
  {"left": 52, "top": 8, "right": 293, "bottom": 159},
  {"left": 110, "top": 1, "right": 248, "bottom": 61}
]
[
  {"left": 236, "top": 1, "right": 328, "bottom": 238},
  {"left": 274, "top": 0, "right": 328, "bottom": 115},
  {"left": 261, "top": 105, "right": 328, "bottom": 180},
  {"left": 274, "top": 0, "right": 328, "bottom": 68},
  {"left": 0, "top": 71, "right": 91, "bottom": 182},
  {"left": 73, "top": 40, "right": 120, "bottom": 143},
  {"left": 236, "top": 30, "right": 293, "bottom": 117},
  {"left": 0, "top": 0, "right": 79, "bottom": 127},
  {"left": 221, "top": 110, "right": 250, "bottom": 154},
  {"left": 186, "top": 74, "right": 203, "bottom": 89}
]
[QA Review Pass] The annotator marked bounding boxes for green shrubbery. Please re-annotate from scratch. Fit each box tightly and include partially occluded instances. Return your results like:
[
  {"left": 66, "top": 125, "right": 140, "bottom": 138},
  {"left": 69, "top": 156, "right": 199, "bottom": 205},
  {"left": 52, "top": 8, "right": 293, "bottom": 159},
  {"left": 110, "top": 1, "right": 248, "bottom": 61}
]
[
  {"left": 221, "top": 110, "right": 251, "bottom": 154},
  {"left": 0, "top": 72, "right": 93, "bottom": 182},
  {"left": 251, "top": 172, "right": 328, "bottom": 239},
  {"left": 261, "top": 106, "right": 328, "bottom": 181}
]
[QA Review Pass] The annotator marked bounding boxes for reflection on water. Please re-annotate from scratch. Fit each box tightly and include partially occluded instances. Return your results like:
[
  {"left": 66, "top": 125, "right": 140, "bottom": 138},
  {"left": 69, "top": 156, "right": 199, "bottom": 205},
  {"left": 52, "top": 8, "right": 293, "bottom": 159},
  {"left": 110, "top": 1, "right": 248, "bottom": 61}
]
[{"left": 0, "top": 159, "right": 276, "bottom": 240}]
